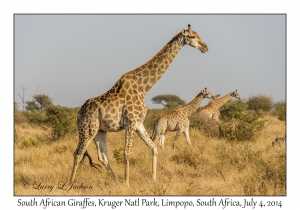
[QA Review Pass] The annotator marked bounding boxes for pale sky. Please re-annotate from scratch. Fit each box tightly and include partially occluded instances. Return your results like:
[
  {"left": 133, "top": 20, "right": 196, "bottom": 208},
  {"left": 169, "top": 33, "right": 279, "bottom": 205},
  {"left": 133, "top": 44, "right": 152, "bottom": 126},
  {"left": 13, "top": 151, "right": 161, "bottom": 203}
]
[{"left": 14, "top": 14, "right": 285, "bottom": 109}]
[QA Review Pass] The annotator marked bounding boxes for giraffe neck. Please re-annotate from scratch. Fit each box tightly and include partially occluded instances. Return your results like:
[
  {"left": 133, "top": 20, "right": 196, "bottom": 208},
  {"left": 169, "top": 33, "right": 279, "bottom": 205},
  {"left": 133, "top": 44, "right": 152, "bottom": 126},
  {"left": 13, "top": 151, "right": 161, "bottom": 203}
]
[
  {"left": 123, "top": 33, "right": 185, "bottom": 97},
  {"left": 179, "top": 96, "right": 204, "bottom": 116},
  {"left": 212, "top": 92, "right": 233, "bottom": 109}
]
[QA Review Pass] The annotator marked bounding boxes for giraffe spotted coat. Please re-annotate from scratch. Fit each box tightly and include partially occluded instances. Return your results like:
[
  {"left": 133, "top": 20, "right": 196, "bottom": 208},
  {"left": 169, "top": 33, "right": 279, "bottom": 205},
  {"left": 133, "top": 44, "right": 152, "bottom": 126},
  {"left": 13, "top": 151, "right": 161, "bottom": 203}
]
[
  {"left": 151, "top": 88, "right": 214, "bottom": 150},
  {"left": 69, "top": 24, "right": 209, "bottom": 186}
]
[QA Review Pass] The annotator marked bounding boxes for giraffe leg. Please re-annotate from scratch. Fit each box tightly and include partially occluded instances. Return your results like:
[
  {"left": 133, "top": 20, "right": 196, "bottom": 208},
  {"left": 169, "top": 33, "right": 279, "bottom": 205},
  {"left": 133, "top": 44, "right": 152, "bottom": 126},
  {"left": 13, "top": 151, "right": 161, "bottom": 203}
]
[
  {"left": 151, "top": 120, "right": 158, "bottom": 142},
  {"left": 136, "top": 123, "right": 158, "bottom": 182},
  {"left": 159, "top": 134, "right": 166, "bottom": 150},
  {"left": 70, "top": 154, "right": 83, "bottom": 184},
  {"left": 124, "top": 125, "right": 136, "bottom": 186},
  {"left": 93, "top": 130, "right": 116, "bottom": 181},
  {"left": 183, "top": 127, "right": 191, "bottom": 145},
  {"left": 70, "top": 136, "right": 94, "bottom": 183},
  {"left": 173, "top": 130, "right": 183, "bottom": 150}
]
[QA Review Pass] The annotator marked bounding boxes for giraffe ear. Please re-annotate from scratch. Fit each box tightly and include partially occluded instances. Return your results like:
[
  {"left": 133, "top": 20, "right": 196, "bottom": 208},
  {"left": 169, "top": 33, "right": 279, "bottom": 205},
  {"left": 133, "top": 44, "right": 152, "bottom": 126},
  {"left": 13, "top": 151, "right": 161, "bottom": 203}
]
[{"left": 182, "top": 29, "right": 187, "bottom": 35}]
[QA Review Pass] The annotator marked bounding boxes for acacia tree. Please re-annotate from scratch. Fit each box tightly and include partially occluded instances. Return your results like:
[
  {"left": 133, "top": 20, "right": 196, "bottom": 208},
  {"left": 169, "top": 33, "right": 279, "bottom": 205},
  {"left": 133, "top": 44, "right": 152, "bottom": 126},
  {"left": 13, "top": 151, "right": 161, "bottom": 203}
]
[
  {"left": 151, "top": 94, "right": 185, "bottom": 109},
  {"left": 26, "top": 94, "right": 53, "bottom": 113}
]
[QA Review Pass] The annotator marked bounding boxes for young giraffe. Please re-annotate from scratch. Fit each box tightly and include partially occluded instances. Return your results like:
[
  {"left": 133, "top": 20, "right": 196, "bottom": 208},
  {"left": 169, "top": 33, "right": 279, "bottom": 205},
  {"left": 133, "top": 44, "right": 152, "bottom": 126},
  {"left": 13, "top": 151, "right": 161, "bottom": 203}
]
[
  {"left": 198, "top": 90, "right": 241, "bottom": 123},
  {"left": 69, "top": 25, "right": 208, "bottom": 186},
  {"left": 151, "top": 88, "right": 215, "bottom": 150}
]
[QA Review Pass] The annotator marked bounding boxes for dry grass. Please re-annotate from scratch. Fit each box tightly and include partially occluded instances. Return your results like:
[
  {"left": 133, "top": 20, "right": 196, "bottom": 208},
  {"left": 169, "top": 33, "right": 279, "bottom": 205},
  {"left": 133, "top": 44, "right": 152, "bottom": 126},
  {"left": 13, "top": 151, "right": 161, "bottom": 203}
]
[{"left": 14, "top": 115, "right": 286, "bottom": 196}]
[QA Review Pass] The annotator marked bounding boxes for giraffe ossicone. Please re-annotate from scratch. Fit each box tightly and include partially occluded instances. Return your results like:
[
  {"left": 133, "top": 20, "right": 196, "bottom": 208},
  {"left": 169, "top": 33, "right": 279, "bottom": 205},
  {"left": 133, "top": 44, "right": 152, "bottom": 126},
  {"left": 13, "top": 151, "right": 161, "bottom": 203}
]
[
  {"left": 69, "top": 25, "right": 208, "bottom": 186},
  {"left": 151, "top": 88, "right": 215, "bottom": 150}
]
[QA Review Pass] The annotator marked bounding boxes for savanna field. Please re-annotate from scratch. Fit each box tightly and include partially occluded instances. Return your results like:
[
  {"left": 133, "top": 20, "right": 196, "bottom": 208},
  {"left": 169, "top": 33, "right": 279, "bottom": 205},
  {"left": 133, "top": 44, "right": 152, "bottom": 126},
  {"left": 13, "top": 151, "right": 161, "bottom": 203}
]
[{"left": 14, "top": 95, "right": 286, "bottom": 196}]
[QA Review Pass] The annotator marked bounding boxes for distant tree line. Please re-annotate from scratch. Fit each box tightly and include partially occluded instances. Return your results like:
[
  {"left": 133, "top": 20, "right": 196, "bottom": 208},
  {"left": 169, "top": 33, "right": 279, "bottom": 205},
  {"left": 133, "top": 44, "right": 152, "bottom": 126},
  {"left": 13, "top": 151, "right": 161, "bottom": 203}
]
[{"left": 14, "top": 87, "right": 285, "bottom": 143}]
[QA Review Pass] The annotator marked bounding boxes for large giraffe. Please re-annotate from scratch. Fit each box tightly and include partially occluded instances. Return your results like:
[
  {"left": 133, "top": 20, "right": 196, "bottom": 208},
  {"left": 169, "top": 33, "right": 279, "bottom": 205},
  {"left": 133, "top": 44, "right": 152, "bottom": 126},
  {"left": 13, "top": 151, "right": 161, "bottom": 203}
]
[
  {"left": 69, "top": 25, "right": 208, "bottom": 186},
  {"left": 198, "top": 90, "right": 241, "bottom": 123},
  {"left": 151, "top": 88, "right": 214, "bottom": 150}
]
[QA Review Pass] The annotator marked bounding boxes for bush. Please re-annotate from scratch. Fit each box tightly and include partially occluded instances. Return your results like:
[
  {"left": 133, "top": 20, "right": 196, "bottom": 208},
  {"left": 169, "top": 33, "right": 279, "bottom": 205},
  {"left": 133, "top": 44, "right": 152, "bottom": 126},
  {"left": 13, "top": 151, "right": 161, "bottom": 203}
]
[
  {"left": 247, "top": 94, "right": 273, "bottom": 113},
  {"left": 219, "top": 110, "right": 267, "bottom": 141},
  {"left": 113, "top": 147, "right": 137, "bottom": 165},
  {"left": 189, "top": 100, "right": 248, "bottom": 138},
  {"left": 44, "top": 105, "right": 78, "bottom": 140},
  {"left": 220, "top": 100, "right": 248, "bottom": 122},
  {"left": 190, "top": 99, "right": 266, "bottom": 141},
  {"left": 272, "top": 101, "right": 286, "bottom": 121},
  {"left": 25, "top": 94, "right": 53, "bottom": 113},
  {"left": 22, "top": 111, "right": 47, "bottom": 124},
  {"left": 190, "top": 113, "right": 220, "bottom": 138}
]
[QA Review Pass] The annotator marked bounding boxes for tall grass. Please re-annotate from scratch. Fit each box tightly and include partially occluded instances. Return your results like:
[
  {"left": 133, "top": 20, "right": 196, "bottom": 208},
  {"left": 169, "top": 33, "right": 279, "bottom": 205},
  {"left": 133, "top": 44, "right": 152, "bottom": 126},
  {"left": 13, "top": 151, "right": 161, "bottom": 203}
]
[{"left": 14, "top": 115, "right": 286, "bottom": 196}]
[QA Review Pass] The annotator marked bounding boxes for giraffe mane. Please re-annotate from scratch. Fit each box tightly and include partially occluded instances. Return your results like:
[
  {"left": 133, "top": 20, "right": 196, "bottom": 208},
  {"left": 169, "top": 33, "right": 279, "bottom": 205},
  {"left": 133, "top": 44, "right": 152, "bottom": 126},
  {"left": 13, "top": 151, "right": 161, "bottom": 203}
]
[
  {"left": 130, "top": 32, "right": 182, "bottom": 73},
  {"left": 205, "top": 92, "right": 234, "bottom": 107},
  {"left": 96, "top": 32, "right": 183, "bottom": 98}
]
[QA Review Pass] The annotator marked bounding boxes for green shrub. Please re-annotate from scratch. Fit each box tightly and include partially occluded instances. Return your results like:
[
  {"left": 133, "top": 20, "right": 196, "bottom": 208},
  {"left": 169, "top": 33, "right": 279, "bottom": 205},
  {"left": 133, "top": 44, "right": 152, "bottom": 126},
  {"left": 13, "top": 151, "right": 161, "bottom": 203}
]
[
  {"left": 219, "top": 110, "right": 267, "bottom": 141},
  {"left": 220, "top": 100, "right": 248, "bottom": 122},
  {"left": 272, "top": 101, "right": 286, "bottom": 121},
  {"left": 234, "top": 111, "right": 266, "bottom": 140},
  {"left": 44, "top": 105, "right": 78, "bottom": 140},
  {"left": 113, "top": 147, "right": 137, "bottom": 165},
  {"left": 22, "top": 137, "right": 43, "bottom": 148},
  {"left": 113, "top": 147, "right": 124, "bottom": 164},
  {"left": 25, "top": 94, "right": 53, "bottom": 113},
  {"left": 247, "top": 94, "right": 273, "bottom": 113},
  {"left": 22, "top": 111, "right": 47, "bottom": 124},
  {"left": 189, "top": 100, "right": 248, "bottom": 138}
]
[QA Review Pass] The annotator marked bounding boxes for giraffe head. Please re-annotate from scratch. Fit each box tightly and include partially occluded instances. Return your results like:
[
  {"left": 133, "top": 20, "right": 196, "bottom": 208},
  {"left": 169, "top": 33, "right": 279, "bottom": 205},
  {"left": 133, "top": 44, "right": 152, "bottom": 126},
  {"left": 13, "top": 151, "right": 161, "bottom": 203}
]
[
  {"left": 231, "top": 90, "right": 241, "bottom": 100},
  {"left": 181, "top": 24, "right": 208, "bottom": 53},
  {"left": 198, "top": 87, "right": 215, "bottom": 99}
]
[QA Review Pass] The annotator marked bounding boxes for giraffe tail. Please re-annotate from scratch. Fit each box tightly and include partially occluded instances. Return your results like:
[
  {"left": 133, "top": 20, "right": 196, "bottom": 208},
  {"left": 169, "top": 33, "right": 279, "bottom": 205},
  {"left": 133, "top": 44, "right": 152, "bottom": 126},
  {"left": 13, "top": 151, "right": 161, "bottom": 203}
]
[{"left": 80, "top": 151, "right": 103, "bottom": 174}]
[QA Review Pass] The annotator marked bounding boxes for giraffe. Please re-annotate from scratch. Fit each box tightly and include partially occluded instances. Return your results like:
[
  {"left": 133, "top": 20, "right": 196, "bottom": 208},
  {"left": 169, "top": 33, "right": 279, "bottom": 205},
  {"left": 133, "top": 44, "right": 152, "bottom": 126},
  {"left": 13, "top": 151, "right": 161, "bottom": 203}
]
[
  {"left": 198, "top": 90, "right": 241, "bottom": 123},
  {"left": 151, "top": 88, "right": 214, "bottom": 150},
  {"left": 69, "top": 24, "right": 208, "bottom": 186}
]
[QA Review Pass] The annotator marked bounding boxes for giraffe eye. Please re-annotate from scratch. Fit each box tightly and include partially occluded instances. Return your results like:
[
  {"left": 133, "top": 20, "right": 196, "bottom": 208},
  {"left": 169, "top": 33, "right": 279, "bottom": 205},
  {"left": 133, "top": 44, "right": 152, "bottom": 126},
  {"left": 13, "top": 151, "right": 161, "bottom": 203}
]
[{"left": 189, "top": 35, "right": 195, "bottom": 39}]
